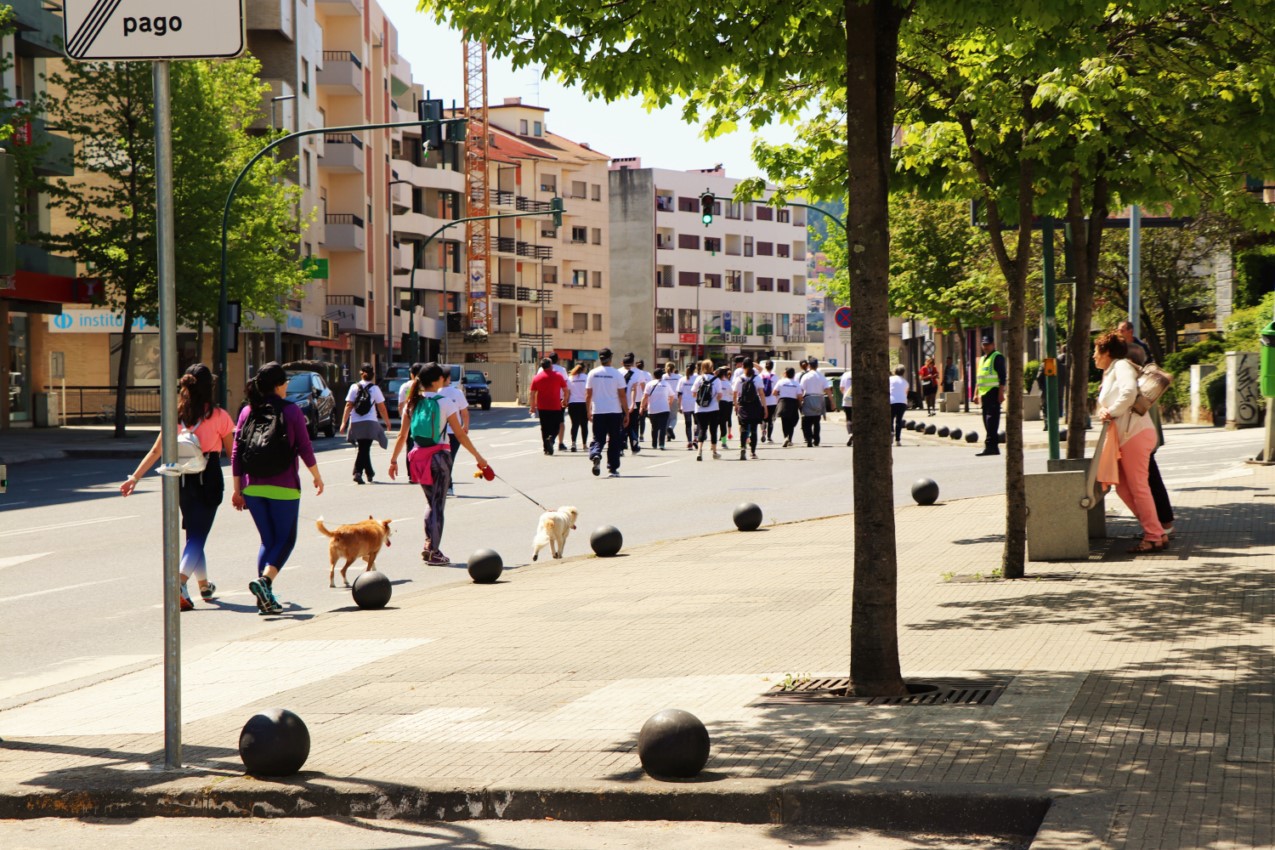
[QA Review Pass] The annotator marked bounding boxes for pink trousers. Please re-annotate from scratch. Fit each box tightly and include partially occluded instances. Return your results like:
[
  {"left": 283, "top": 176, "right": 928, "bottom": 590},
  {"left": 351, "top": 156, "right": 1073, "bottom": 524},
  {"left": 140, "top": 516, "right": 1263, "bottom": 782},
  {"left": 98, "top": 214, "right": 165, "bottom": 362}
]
[{"left": 1114, "top": 427, "right": 1165, "bottom": 543}]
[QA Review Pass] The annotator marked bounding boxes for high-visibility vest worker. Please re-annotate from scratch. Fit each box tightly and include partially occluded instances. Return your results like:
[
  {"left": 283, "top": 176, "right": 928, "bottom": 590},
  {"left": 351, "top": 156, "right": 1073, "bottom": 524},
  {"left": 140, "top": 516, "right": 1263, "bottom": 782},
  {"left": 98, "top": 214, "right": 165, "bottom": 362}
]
[{"left": 976, "top": 350, "right": 1003, "bottom": 397}]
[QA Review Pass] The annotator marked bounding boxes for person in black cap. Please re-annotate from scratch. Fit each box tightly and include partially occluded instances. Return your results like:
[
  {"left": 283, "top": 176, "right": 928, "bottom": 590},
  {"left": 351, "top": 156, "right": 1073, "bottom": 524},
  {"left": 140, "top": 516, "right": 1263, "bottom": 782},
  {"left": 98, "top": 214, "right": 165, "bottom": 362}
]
[
  {"left": 585, "top": 348, "right": 630, "bottom": 477},
  {"left": 974, "top": 334, "right": 1006, "bottom": 456}
]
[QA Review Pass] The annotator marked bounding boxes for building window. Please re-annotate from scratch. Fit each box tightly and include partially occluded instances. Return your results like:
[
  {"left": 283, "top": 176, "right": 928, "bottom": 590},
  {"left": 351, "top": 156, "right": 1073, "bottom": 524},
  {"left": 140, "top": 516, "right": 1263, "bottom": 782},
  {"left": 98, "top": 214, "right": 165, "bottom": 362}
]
[
  {"left": 656, "top": 308, "right": 675, "bottom": 333},
  {"left": 678, "top": 271, "right": 699, "bottom": 287},
  {"left": 520, "top": 119, "right": 529, "bottom": 135},
  {"left": 544, "top": 310, "right": 559, "bottom": 329},
  {"left": 591, "top": 184, "right": 601, "bottom": 201},
  {"left": 571, "top": 226, "right": 587, "bottom": 244},
  {"left": 301, "top": 58, "right": 310, "bottom": 96},
  {"left": 573, "top": 312, "right": 588, "bottom": 331},
  {"left": 540, "top": 174, "right": 557, "bottom": 192},
  {"left": 303, "top": 151, "right": 311, "bottom": 188},
  {"left": 678, "top": 309, "right": 699, "bottom": 333},
  {"left": 725, "top": 270, "right": 742, "bottom": 292},
  {"left": 591, "top": 227, "right": 602, "bottom": 245},
  {"left": 656, "top": 193, "right": 674, "bottom": 212},
  {"left": 678, "top": 196, "right": 698, "bottom": 212},
  {"left": 777, "top": 208, "right": 791, "bottom": 223},
  {"left": 757, "top": 313, "right": 774, "bottom": 335},
  {"left": 678, "top": 233, "right": 700, "bottom": 250},
  {"left": 571, "top": 180, "right": 587, "bottom": 198},
  {"left": 777, "top": 278, "right": 790, "bottom": 293},
  {"left": 657, "top": 265, "right": 674, "bottom": 288},
  {"left": 543, "top": 266, "right": 558, "bottom": 284},
  {"left": 704, "top": 273, "right": 722, "bottom": 288},
  {"left": 757, "top": 277, "right": 774, "bottom": 292},
  {"left": 743, "top": 236, "right": 753, "bottom": 257},
  {"left": 533, "top": 121, "right": 542, "bottom": 136},
  {"left": 592, "top": 270, "right": 602, "bottom": 288},
  {"left": 776, "top": 243, "right": 790, "bottom": 258},
  {"left": 593, "top": 313, "right": 602, "bottom": 331},
  {"left": 704, "top": 237, "right": 721, "bottom": 253},
  {"left": 756, "top": 241, "right": 774, "bottom": 256},
  {"left": 571, "top": 269, "right": 588, "bottom": 287},
  {"left": 756, "top": 206, "right": 774, "bottom": 222}
]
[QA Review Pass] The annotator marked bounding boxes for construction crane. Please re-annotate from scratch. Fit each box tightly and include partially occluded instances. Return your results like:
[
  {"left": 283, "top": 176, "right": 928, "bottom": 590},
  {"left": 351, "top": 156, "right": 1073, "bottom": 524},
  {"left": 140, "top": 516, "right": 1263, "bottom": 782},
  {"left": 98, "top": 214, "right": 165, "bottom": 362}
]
[{"left": 462, "top": 38, "right": 490, "bottom": 333}]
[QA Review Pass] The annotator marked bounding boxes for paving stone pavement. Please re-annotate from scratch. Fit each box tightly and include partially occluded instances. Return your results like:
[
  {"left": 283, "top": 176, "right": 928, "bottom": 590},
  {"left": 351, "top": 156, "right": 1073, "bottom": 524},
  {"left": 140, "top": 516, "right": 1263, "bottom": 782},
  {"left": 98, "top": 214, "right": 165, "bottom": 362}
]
[{"left": 1, "top": 462, "right": 1272, "bottom": 849}]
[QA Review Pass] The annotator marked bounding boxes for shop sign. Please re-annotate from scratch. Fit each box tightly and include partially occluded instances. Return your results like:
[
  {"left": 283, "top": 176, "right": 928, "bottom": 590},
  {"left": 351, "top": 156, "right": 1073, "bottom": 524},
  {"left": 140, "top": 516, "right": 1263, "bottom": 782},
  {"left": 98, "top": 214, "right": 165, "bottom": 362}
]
[{"left": 47, "top": 309, "right": 154, "bottom": 333}]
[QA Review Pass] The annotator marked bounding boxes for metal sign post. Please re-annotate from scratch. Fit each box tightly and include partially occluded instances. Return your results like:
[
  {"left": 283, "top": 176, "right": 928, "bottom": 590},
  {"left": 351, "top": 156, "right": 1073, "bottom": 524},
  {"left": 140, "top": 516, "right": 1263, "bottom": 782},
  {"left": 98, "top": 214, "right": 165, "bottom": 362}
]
[{"left": 63, "top": 0, "right": 246, "bottom": 772}]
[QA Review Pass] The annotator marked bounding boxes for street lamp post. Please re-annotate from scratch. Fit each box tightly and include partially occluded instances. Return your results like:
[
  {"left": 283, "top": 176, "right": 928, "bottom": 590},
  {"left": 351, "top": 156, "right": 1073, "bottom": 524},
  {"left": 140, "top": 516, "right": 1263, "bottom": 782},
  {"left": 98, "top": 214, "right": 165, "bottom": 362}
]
[
  {"left": 269, "top": 94, "right": 296, "bottom": 364},
  {"left": 388, "top": 179, "right": 411, "bottom": 364}
]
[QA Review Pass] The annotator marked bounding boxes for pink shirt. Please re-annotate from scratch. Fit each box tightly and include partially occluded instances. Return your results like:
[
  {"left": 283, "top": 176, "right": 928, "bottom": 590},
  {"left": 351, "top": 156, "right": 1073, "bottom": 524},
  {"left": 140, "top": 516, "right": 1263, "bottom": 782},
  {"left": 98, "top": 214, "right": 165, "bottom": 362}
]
[{"left": 185, "top": 407, "right": 234, "bottom": 453}]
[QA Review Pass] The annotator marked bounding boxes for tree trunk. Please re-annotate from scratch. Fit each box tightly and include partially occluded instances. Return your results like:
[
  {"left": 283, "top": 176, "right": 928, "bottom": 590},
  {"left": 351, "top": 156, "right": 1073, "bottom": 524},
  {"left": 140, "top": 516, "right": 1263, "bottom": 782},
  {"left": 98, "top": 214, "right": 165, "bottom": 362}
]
[
  {"left": 844, "top": 0, "right": 907, "bottom": 697},
  {"left": 114, "top": 299, "right": 136, "bottom": 438},
  {"left": 1064, "top": 173, "right": 1108, "bottom": 459}
]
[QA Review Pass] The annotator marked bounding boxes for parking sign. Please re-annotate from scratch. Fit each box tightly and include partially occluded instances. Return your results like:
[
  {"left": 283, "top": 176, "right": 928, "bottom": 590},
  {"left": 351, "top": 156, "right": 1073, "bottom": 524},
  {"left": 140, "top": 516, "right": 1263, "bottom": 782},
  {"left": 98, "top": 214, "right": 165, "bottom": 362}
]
[{"left": 63, "top": 0, "right": 245, "bottom": 61}]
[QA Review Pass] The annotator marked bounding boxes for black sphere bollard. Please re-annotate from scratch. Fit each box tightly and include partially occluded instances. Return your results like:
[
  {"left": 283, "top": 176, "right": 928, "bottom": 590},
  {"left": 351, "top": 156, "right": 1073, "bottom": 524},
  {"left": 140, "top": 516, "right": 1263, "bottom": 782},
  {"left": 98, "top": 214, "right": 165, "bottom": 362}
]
[
  {"left": 590, "top": 525, "right": 624, "bottom": 557},
  {"left": 911, "top": 478, "right": 940, "bottom": 506},
  {"left": 937, "top": 426, "right": 951, "bottom": 438},
  {"left": 351, "top": 570, "right": 392, "bottom": 610},
  {"left": 239, "top": 708, "right": 310, "bottom": 777},
  {"left": 467, "top": 549, "right": 504, "bottom": 583},
  {"left": 924, "top": 424, "right": 937, "bottom": 435},
  {"left": 1059, "top": 428, "right": 1068, "bottom": 442},
  {"left": 733, "top": 502, "right": 763, "bottom": 532},
  {"left": 638, "top": 709, "right": 711, "bottom": 779},
  {"left": 950, "top": 428, "right": 962, "bottom": 440},
  {"left": 905, "top": 421, "right": 916, "bottom": 431},
  {"left": 965, "top": 431, "right": 979, "bottom": 443}
]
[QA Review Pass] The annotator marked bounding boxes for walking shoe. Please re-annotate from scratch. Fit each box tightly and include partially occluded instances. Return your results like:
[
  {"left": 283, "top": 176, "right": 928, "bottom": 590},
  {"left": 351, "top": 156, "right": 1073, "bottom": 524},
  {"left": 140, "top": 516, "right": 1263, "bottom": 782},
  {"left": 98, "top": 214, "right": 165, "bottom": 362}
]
[
  {"left": 571, "top": 443, "right": 578, "bottom": 452},
  {"left": 751, "top": 452, "right": 758, "bottom": 460},
  {"left": 712, "top": 450, "right": 721, "bottom": 460},
  {"left": 199, "top": 582, "right": 216, "bottom": 601},
  {"left": 696, "top": 452, "right": 703, "bottom": 461},
  {"left": 740, "top": 449, "right": 747, "bottom": 461},
  {"left": 425, "top": 550, "right": 452, "bottom": 566},
  {"left": 353, "top": 476, "right": 364, "bottom": 485},
  {"left": 721, "top": 439, "right": 729, "bottom": 449},
  {"left": 366, "top": 474, "right": 374, "bottom": 483},
  {"left": 895, "top": 439, "right": 902, "bottom": 447},
  {"left": 559, "top": 443, "right": 568, "bottom": 451},
  {"left": 847, "top": 438, "right": 854, "bottom": 447},
  {"left": 783, "top": 439, "right": 791, "bottom": 447},
  {"left": 608, "top": 470, "right": 620, "bottom": 478},
  {"left": 249, "top": 578, "right": 282, "bottom": 615},
  {"left": 632, "top": 445, "right": 641, "bottom": 455},
  {"left": 179, "top": 594, "right": 194, "bottom": 612},
  {"left": 591, "top": 456, "right": 601, "bottom": 476},
  {"left": 447, "top": 486, "right": 456, "bottom": 497}
]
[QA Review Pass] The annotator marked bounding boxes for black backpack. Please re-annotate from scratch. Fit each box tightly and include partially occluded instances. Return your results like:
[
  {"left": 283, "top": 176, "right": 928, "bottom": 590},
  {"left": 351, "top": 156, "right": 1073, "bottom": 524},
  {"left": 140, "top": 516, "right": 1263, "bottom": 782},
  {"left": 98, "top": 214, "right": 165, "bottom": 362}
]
[
  {"left": 236, "top": 400, "right": 293, "bottom": 478},
  {"left": 353, "top": 382, "right": 373, "bottom": 416},
  {"left": 740, "top": 376, "right": 762, "bottom": 411},
  {"left": 695, "top": 375, "right": 717, "bottom": 408}
]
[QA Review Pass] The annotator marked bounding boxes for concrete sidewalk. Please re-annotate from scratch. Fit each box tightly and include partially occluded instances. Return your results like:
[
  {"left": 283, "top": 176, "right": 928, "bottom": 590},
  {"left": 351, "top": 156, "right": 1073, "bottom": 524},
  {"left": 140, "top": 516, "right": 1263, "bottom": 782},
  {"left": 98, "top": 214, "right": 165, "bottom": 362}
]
[
  {"left": 1, "top": 462, "right": 1272, "bottom": 848},
  {"left": 0, "top": 425, "right": 158, "bottom": 466}
]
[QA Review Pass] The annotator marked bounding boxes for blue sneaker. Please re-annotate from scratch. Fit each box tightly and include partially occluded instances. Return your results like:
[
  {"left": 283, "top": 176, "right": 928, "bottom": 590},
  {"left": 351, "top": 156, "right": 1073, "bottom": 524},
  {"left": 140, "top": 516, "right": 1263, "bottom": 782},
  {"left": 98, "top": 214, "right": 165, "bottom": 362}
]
[{"left": 249, "top": 578, "right": 282, "bottom": 615}]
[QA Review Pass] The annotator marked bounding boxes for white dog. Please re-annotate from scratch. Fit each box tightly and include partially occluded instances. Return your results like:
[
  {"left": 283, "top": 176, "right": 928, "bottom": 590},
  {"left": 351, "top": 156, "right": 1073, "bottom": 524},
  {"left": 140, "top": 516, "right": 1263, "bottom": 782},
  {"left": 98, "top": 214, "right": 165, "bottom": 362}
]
[{"left": 532, "top": 506, "right": 578, "bottom": 561}]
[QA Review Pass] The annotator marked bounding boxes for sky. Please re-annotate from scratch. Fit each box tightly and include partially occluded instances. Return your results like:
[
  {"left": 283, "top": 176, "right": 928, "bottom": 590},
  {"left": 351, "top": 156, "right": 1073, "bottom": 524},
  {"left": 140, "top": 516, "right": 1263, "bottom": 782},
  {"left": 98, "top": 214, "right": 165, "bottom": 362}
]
[{"left": 378, "top": 0, "right": 797, "bottom": 181}]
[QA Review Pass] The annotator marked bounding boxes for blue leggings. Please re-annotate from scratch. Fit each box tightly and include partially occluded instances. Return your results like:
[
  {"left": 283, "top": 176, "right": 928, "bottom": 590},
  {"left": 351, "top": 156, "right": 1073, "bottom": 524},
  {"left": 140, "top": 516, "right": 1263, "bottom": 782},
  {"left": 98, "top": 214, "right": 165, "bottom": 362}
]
[{"left": 244, "top": 495, "right": 299, "bottom": 576}]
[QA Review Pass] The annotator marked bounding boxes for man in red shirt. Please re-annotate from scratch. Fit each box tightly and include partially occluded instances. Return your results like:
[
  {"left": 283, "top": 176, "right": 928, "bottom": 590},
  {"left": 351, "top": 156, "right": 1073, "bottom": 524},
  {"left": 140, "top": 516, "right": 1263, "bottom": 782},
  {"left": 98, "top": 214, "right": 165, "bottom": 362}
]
[{"left": 529, "top": 357, "right": 569, "bottom": 455}]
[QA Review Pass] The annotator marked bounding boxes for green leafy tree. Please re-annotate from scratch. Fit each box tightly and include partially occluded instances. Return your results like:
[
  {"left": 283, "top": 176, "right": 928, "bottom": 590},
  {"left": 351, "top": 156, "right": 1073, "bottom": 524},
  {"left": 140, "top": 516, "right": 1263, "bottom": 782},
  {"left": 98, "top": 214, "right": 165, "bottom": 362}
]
[{"left": 45, "top": 58, "right": 304, "bottom": 436}]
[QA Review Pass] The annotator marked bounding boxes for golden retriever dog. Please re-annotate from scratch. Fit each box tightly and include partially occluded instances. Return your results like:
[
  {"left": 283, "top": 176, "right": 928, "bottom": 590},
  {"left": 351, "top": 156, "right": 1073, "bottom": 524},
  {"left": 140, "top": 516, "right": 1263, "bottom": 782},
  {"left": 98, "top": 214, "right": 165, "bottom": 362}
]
[
  {"left": 531, "top": 506, "right": 578, "bottom": 562},
  {"left": 317, "top": 516, "right": 392, "bottom": 587}
]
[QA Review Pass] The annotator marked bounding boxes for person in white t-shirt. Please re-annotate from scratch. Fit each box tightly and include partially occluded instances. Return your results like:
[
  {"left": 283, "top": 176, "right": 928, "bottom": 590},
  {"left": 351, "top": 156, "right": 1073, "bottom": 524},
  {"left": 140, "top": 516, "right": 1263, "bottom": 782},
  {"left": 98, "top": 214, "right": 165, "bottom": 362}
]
[
  {"left": 731, "top": 357, "right": 768, "bottom": 460},
  {"left": 716, "top": 366, "right": 734, "bottom": 449},
  {"left": 549, "top": 353, "right": 569, "bottom": 451},
  {"left": 586, "top": 348, "right": 630, "bottom": 477},
  {"left": 389, "top": 362, "right": 489, "bottom": 566},
  {"left": 659, "top": 361, "right": 682, "bottom": 443},
  {"left": 640, "top": 367, "right": 676, "bottom": 449},
  {"left": 437, "top": 367, "right": 469, "bottom": 496},
  {"left": 839, "top": 369, "right": 854, "bottom": 447},
  {"left": 397, "top": 362, "right": 422, "bottom": 414},
  {"left": 889, "top": 363, "right": 910, "bottom": 447},
  {"left": 341, "top": 363, "right": 390, "bottom": 484},
  {"left": 677, "top": 366, "right": 699, "bottom": 450},
  {"left": 798, "top": 358, "right": 832, "bottom": 447},
  {"left": 622, "top": 354, "right": 651, "bottom": 453},
  {"left": 773, "top": 367, "right": 802, "bottom": 446},
  {"left": 691, "top": 360, "right": 722, "bottom": 462},
  {"left": 565, "top": 363, "right": 590, "bottom": 451},
  {"left": 759, "top": 360, "right": 779, "bottom": 443}
]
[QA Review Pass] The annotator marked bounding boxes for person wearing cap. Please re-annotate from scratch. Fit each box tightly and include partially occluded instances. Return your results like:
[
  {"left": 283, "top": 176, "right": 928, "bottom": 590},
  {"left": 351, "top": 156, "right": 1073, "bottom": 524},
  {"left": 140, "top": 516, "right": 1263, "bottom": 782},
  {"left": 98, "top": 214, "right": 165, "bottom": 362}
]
[
  {"left": 622, "top": 354, "right": 651, "bottom": 454},
  {"left": 120, "top": 363, "right": 234, "bottom": 612},
  {"left": 232, "top": 362, "right": 325, "bottom": 615},
  {"left": 341, "top": 363, "right": 390, "bottom": 484},
  {"left": 975, "top": 334, "right": 1007, "bottom": 456},
  {"left": 586, "top": 348, "right": 630, "bottom": 477},
  {"left": 529, "top": 357, "right": 569, "bottom": 456},
  {"left": 798, "top": 357, "right": 832, "bottom": 447}
]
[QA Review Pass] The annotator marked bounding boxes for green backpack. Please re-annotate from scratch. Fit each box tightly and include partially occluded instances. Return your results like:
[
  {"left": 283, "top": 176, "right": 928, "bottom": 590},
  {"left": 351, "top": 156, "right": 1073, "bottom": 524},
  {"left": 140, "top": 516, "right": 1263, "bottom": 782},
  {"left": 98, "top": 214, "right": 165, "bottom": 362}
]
[{"left": 409, "top": 395, "right": 445, "bottom": 447}]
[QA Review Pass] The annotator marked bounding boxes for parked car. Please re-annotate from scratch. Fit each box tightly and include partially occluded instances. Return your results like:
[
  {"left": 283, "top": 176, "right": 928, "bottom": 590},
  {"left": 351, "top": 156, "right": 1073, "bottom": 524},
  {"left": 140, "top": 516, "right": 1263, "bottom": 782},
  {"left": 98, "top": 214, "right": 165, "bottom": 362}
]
[
  {"left": 383, "top": 377, "right": 411, "bottom": 424},
  {"left": 462, "top": 369, "right": 492, "bottom": 410},
  {"left": 285, "top": 370, "right": 338, "bottom": 439}
]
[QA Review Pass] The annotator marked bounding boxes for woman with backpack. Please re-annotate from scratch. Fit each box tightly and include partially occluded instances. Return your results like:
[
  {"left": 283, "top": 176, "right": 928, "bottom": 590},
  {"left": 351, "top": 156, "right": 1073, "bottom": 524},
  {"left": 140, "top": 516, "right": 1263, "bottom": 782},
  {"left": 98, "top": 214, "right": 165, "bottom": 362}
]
[
  {"left": 120, "top": 363, "right": 234, "bottom": 612},
  {"left": 691, "top": 360, "right": 722, "bottom": 462},
  {"left": 389, "top": 362, "right": 490, "bottom": 565},
  {"left": 231, "top": 362, "right": 324, "bottom": 616},
  {"left": 773, "top": 367, "right": 802, "bottom": 447},
  {"left": 732, "top": 357, "right": 768, "bottom": 460},
  {"left": 341, "top": 363, "right": 389, "bottom": 484}
]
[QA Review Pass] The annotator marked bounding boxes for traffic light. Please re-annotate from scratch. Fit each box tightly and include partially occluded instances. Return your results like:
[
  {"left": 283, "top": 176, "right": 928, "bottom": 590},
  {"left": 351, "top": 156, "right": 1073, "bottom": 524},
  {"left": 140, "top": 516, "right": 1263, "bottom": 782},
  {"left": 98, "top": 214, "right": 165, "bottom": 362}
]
[
  {"left": 700, "top": 192, "right": 715, "bottom": 227},
  {"left": 418, "top": 97, "right": 444, "bottom": 153},
  {"left": 551, "top": 196, "right": 564, "bottom": 228}
]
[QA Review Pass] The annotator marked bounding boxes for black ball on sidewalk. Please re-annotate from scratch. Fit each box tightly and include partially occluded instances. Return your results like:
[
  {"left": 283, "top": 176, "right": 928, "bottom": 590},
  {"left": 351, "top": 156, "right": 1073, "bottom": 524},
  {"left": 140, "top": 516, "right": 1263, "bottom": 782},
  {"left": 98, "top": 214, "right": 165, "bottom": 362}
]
[
  {"left": 239, "top": 708, "right": 310, "bottom": 777},
  {"left": 965, "top": 431, "right": 979, "bottom": 443},
  {"left": 950, "top": 428, "right": 962, "bottom": 440},
  {"left": 1059, "top": 428, "right": 1068, "bottom": 441},
  {"left": 911, "top": 478, "right": 940, "bottom": 506},
  {"left": 905, "top": 421, "right": 915, "bottom": 431},
  {"left": 590, "top": 525, "right": 623, "bottom": 557},
  {"left": 937, "top": 426, "right": 951, "bottom": 438},
  {"left": 733, "top": 502, "right": 763, "bottom": 531},
  {"left": 467, "top": 549, "right": 504, "bottom": 583},
  {"left": 638, "top": 709, "right": 710, "bottom": 779},
  {"left": 924, "top": 424, "right": 937, "bottom": 435},
  {"left": 351, "top": 570, "right": 392, "bottom": 610}
]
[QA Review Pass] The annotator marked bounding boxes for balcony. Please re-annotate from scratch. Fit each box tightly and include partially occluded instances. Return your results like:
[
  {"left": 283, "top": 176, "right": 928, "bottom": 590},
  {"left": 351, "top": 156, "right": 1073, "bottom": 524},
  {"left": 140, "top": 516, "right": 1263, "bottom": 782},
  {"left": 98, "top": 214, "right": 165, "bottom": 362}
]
[
  {"left": 16, "top": 244, "right": 75, "bottom": 277},
  {"left": 31, "top": 120, "right": 74, "bottom": 177},
  {"left": 394, "top": 243, "right": 414, "bottom": 273},
  {"left": 517, "top": 242, "right": 553, "bottom": 260},
  {"left": 11, "top": 0, "right": 63, "bottom": 57},
  {"left": 318, "top": 51, "right": 364, "bottom": 96},
  {"left": 251, "top": 79, "right": 296, "bottom": 132},
  {"left": 787, "top": 331, "right": 809, "bottom": 344},
  {"left": 392, "top": 210, "right": 454, "bottom": 240},
  {"left": 246, "top": 0, "right": 294, "bottom": 39},
  {"left": 516, "top": 196, "right": 552, "bottom": 213},
  {"left": 494, "top": 236, "right": 516, "bottom": 255},
  {"left": 325, "top": 294, "right": 367, "bottom": 332},
  {"left": 390, "top": 180, "right": 411, "bottom": 212},
  {"left": 324, "top": 213, "right": 365, "bottom": 252},
  {"left": 319, "top": 133, "right": 364, "bottom": 173},
  {"left": 317, "top": 0, "right": 364, "bottom": 16},
  {"left": 518, "top": 287, "right": 552, "bottom": 303},
  {"left": 491, "top": 189, "right": 515, "bottom": 208}
]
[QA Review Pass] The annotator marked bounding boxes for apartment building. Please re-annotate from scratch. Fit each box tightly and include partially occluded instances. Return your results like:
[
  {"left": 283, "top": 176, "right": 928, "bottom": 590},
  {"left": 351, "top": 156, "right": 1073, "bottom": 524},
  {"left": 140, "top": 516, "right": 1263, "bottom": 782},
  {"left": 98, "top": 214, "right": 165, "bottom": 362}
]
[
  {"left": 446, "top": 98, "right": 611, "bottom": 366},
  {"left": 609, "top": 161, "right": 810, "bottom": 366},
  {"left": 1, "top": 0, "right": 79, "bottom": 429}
]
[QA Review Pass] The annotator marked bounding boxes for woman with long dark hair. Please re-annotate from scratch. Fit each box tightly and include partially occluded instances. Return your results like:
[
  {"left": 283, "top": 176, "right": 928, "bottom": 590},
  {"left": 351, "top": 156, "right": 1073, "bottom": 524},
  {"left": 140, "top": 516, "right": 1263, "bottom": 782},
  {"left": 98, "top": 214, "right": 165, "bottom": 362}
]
[
  {"left": 773, "top": 367, "right": 802, "bottom": 447},
  {"left": 232, "top": 362, "right": 324, "bottom": 616},
  {"left": 565, "top": 363, "right": 589, "bottom": 451},
  {"left": 120, "top": 364, "right": 234, "bottom": 611}
]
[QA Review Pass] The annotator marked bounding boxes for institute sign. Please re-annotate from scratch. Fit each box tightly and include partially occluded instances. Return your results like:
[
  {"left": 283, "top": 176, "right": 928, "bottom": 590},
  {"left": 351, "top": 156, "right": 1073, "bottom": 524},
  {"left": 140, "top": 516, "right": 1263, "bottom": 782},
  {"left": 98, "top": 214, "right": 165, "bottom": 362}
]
[{"left": 64, "top": 0, "right": 245, "bottom": 61}]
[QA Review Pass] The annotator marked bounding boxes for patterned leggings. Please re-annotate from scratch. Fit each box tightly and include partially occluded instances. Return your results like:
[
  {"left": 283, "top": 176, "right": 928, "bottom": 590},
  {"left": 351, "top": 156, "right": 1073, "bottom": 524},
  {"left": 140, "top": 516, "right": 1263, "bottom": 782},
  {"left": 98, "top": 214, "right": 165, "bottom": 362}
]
[{"left": 420, "top": 451, "right": 453, "bottom": 554}]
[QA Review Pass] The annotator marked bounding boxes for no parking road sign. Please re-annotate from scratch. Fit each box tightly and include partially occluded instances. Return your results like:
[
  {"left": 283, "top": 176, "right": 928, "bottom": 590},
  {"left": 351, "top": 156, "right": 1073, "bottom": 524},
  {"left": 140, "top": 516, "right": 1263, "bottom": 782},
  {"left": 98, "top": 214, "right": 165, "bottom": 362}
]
[
  {"left": 834, "top": 306, "right": 852, "bottom": 329},
  {"left": 64, "top": 0, "right": 245, "bottom": 61}
]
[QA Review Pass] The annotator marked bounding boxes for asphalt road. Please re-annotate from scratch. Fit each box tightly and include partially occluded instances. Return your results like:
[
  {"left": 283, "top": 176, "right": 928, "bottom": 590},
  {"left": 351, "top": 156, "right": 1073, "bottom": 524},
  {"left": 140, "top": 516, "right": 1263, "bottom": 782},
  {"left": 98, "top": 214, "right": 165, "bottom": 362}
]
[{"left": 0, "top": 410, "right": 1260, "bottom": 709}]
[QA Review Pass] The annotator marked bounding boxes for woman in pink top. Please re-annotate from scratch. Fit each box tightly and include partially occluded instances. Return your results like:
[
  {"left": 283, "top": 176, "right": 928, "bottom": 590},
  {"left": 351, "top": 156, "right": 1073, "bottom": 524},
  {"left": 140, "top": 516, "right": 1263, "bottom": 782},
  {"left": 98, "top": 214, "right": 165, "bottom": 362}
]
[{"left": 119, "top": 364, "right": 234, "bottom": 611}]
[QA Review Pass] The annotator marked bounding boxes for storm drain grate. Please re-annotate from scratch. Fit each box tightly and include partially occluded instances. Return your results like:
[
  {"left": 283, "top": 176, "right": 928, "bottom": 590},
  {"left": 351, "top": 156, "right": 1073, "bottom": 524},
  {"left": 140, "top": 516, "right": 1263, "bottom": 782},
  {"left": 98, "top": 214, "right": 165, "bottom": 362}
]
[{"left": 758, "top": 678, "right": 1010, "bottom": 707}]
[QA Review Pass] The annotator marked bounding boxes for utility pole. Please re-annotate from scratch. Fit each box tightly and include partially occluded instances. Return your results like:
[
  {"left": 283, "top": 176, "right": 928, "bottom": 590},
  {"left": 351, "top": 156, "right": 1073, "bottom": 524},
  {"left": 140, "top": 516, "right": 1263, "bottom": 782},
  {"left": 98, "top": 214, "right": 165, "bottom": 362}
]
[{"left": 270, "top": 94, "right": 296, "bottom": 364}]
